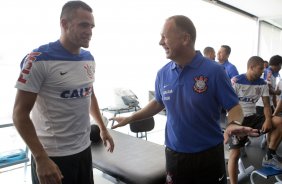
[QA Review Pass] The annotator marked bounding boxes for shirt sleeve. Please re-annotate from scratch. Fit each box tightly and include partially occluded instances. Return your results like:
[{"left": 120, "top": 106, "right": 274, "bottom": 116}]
[
  {"left": 154, "top": 73, "right": 164, "bottom": 105},
  {"left": 216, "top": 66, "right": 239, "bottom": 111},
  {"left": 262, "top": 83, "right": 270, "bottom": 97},
  {"left": 15, "top": 52, "right": 46, "bottom": 93},
  {"left": 229, "top": 65, "right": 239, "bottom": 78}
]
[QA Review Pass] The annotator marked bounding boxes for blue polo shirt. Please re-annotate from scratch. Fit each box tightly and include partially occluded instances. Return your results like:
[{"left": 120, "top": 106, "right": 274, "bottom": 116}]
[
  {"left": 155, "top": 52, "right": 239, "bottom": 153},
  {"left": 222, "top": 60, "right": 239, "bottom": 79}
]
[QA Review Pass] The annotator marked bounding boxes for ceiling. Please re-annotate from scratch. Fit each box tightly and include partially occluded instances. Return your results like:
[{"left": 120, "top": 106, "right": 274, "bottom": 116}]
[{"left": 203, "top": 0, "right": 282, "bottom": 29}]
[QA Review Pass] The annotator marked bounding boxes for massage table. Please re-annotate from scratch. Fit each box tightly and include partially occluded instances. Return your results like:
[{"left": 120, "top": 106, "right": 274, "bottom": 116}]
[{"left": 91, "top": 129, "right": 166, "bottom": 184}]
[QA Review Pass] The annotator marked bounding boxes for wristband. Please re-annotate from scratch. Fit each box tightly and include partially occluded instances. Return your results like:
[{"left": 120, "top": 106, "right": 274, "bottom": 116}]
[{"left": 227, "top": 121, "right": 241, "bottom": 127}]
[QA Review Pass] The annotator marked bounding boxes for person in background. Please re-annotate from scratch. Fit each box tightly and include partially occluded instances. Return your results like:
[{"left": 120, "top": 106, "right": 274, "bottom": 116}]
[
  {"left": 217, "top": 45, "right": 239, "bottom": 79},
  {"left": 273, "top": 90, "right": 282, "bottom": 116},
  {"left": 217, "top": 45, "right": 239, "bottom": 126},
  {"left": 258, "top": 55, "right": 282, "bottom": 149},
  {"left": 256, "top": 55, "right": 282, "bottom": 115},
  {"left": 12, "top": 1, "right": 114, "bottom": 184},
  {"left": 203, "top": 46, "right": 216, "bottom": 61},
  {"left": 228, "top": 56, "right": 282, "bottom": 184},
  {"left": 264, "top": 60, "right": 269, "bottom": 69},
  {"left": 111, "top": 15, "right": 258, "bottom": 184}
]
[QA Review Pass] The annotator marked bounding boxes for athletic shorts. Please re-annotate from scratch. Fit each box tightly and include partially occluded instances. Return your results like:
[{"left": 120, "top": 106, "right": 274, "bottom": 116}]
[
  {"left": 229, "top": 114, "right": 265, "bottom": 149},
  {"left": 256, "top": 106, "right": 274, "bottom": 116},
  {"left": 31, "top": 146, "right": 94, "bottom": 184},
  {"left": 165, "top": 143, "right": 227, "bottom": 184}
]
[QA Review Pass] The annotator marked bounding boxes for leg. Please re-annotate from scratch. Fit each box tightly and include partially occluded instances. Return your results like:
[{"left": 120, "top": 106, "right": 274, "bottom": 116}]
[
  {"left": 50, "top": 146, "right": 94, "bottom": 184},
  {"left": 262, "top": 116, "right": 282, "bottom": 170},
  {"left": 228, "top": 148, "right": 241, "bottom": 184},
  {"left": 165, "top": 144, "right": 227, "bottom": 184},
  {"left": 268, "top": 116, "right": 282, "bottom": 151}
]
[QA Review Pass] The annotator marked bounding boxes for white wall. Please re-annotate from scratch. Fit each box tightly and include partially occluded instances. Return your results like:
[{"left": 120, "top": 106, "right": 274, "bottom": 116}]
[
  {"left": 0, "top": 0, "right": 280, "bottom": 120},
  {"left": 259, "top": 21, "right": 282, "bottom": 61}
]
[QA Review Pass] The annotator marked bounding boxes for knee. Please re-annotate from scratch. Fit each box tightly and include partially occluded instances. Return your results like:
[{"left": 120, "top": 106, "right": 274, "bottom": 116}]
[{"left": 272, "top": 116, "right": 282, "bottom": 127}]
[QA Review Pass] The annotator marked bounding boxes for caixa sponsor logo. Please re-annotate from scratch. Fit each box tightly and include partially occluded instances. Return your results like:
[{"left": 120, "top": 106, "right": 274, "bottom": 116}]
[{"left": 60, "top": 86, "right": 93, "bottom": 98}]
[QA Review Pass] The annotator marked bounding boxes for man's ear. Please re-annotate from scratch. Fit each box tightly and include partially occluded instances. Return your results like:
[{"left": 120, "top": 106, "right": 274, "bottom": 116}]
[
  {"left": 183, "top": 32, "right": 191, "bottom": 45},
  {"left": 61, "top": 19, "right": 68, "bottom": 30}
]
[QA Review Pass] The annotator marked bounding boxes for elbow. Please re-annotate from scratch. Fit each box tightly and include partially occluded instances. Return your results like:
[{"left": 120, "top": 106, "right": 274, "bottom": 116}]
[
  {"left": 12, "top": 107, "right": 20, "bottom": 126},
  {"left": 12, "top": 106, "right": 27, "bottom": 127}
]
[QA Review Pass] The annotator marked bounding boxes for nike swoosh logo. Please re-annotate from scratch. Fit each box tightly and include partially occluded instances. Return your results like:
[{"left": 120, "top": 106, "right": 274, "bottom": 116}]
[
  {"left": 60, "top": 72, "right": 67, "bottom": 75},
  {"left": 218, "top": 174, "right": 224, "bottom": 181}
]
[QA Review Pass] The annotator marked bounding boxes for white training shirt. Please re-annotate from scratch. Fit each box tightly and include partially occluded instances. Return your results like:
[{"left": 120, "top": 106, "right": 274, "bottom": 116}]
[
  {"left": 232, "top": 74, "right": 269, "bottom": 117},
  {"left": 15, "top": 40, "right": 95, "bottom": 156}
]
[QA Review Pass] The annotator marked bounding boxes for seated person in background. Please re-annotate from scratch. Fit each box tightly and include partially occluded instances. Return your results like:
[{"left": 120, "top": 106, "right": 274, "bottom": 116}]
[
  {"left": 264, "top": 60, "right": 269, "bottom": 69},
  {"left": 273, "top": 93, "right": 282, "bottom": 116},
  {"left": 275, "top": 77, "right": 282, "bottom": 104},
  {"left": 256, "top": 55, "right": 282, "bottom": 115},
  {"left": 203, "top": 46, "right": 216, "bottom": 61},
  {"left": 228, "top": 56, "right": 282, "bottom": 184}
]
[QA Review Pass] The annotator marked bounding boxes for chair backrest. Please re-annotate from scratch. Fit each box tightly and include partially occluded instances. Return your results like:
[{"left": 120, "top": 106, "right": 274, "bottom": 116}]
[{"left": 130, "top": 117, "right": 155, "bottom": 133}]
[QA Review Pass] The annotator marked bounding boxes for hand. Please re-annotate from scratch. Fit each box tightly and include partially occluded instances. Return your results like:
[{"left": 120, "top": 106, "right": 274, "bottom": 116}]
[
  {"left": 261, "top": 119, "right": 272, "bottom": 133},
  {"left": 224, "top": 124, "right": 259, "bottom": 144},
  {"left": 100, "top": 129, "right": 114, "bottom": 152},
  {"left": 35, "top": 157, "right": 63, "bottom": 184},
  {"left": 110, "top": 116, "right": 130, "bottom": 129}
]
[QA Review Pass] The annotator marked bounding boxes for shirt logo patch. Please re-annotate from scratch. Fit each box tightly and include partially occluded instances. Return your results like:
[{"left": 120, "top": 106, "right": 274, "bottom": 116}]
[
  {"left": 193, "top": 75, "right": 208, "bottom": 93},
  {"left": 84, "top": 64, "right": 94, "bottom": 79},
  {"left": 255, "top": 87, "right": 261, "bottom": 95}
]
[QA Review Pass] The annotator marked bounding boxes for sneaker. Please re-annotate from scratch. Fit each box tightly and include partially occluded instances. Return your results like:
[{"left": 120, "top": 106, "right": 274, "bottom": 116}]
[
  {"left": 262, "top": 154, "right": 282, "bottom": 170},
  {"left": 275, "top": 154, "right": 282, "bottom": 162}
]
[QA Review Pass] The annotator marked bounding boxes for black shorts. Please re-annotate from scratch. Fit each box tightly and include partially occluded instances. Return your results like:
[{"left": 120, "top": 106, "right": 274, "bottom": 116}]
[
  {"left": 229, "top": 114, "right": 265, "bottom": 149},
  {"left": 256, "top": 106, "right": 274, "bottom": 116},
  {"left": 165, "top": 143, "right": 227, "bottom": 184},
  {"left": 31, "top": 146, "right": 94, "bottom": 184}
]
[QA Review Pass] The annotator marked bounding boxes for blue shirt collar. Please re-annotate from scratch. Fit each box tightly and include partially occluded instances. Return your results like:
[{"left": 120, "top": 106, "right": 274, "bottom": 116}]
[{"left": 170, "top": 51, "right": 203, "bottom": 70}]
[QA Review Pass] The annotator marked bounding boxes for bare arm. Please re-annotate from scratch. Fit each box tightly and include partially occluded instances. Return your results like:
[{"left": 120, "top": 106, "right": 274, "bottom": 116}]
[
  {"left": 111, "top": 99, "right": 164, "bottom": 129},
  {"left": 261, "top": 96, "right": 273, "bottom": 132},
  {"left": 224, "top": 104, "right": 259, "bottom": 143},
  {"left": 227, "top": 104, "right": 244, "bottom": 124},
  {"left": 262, "top": 96, "right": 273, "bottom": 120},
  {"left": 13, "top": 90, "right": 45, "bottom": 159},
  {"left": 273, "top": 97, "right": 282, "bottom": 116},
  {"left": 90, "top": 91, "right": 114, "bottom": 152},
  {"left": 13, "top": 90, "right": 63, "bottom": 184}
]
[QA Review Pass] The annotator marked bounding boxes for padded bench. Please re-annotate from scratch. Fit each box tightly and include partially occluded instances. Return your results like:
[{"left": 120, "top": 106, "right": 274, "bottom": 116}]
[{"left": 91, "top": 129, "right": 166, "bottom": 184}]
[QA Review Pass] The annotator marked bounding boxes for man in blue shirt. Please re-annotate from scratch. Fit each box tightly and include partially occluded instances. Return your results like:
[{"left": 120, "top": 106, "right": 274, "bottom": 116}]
[
  {"left": 217, "top": 45, "right": 239, "bottom": 79},
  {"left": 111, "top": 15, "right": 258, "bottom": 184},
  {"left": 217, "top": 45, "right": 239, "bottom": 127}
]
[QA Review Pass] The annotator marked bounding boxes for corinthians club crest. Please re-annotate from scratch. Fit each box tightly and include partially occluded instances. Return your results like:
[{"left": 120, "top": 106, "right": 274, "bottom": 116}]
[{"left": 193, "top": 75, "right": 208, "bottom": 93}]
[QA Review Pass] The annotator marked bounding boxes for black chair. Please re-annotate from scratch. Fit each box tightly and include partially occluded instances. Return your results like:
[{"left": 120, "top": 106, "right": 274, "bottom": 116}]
[{"left": 130, "top": 117, "right": 155, "bottom": 140}]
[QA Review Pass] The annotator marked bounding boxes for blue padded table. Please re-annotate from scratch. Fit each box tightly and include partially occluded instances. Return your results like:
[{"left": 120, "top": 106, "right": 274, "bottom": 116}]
[
  {"left": 91, "top": 129, "right": 166, "bottom": 184},
  {"left": 250, "top": 167, "right": 282, "bottom": 184},
  {"left": 0, "top": 123, "right": 29, "bottom": 177}
]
